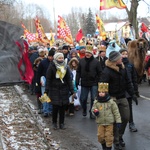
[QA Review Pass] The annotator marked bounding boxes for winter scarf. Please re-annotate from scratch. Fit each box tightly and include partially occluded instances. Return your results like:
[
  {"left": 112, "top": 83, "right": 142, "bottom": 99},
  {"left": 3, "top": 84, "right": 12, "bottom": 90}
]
[
  {"left": 85, "top": 55, "right": 94, "bottom": 72},
  {"left": 97, "top": 93, "right": 110, "bottom": 103},
  {"left": 53, "top": 59, "right": 67, "bottom": 83}
]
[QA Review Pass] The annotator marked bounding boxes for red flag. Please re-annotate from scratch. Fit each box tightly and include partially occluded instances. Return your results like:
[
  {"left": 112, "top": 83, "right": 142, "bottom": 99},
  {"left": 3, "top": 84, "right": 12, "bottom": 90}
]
[
  {"left": 141, "top": 22, "right": 148, "bottom": 33},
  {"left": 16, "top": 40, "right": 34, "bottom": 84},
  {"left": 100, "top": 0, "right": 126, "bottom": 10},
  {"left": 76, "top": 29, "right": 83, "bottom": 42}
]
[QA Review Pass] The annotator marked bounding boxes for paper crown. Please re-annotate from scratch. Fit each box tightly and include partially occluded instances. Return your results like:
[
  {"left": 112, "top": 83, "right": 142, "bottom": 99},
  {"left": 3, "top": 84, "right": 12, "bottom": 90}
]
[
  {"left": 86, "top": 45, "right": 93, "bottom": 54},
  {"left": 97, "top": 45, "right": 106, "bottom": 51},
  {"left": 98, "top": 83, "right": 109, "bottom": 92},
  {"left": 86, "top": 45, "right": 93, "bottom": 51}
]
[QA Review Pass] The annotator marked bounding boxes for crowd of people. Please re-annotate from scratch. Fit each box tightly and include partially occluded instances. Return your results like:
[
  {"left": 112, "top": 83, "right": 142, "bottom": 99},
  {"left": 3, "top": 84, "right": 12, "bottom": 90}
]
[{"left": 26, "top": 37, "right": 150, "bottom": 150}]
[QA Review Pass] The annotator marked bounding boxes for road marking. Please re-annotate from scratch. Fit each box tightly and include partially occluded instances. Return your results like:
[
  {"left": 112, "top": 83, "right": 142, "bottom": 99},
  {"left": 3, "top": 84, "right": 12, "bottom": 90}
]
[{"left": 140, "top": 95, "right": 150, "bottom": 101}]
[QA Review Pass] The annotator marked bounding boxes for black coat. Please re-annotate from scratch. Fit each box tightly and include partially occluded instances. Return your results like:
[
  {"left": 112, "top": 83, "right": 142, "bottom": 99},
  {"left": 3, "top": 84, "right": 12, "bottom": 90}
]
[
  {"left": 96, "top": 56, "right": 108, "bottom": 70},
  {"left": 45, "top": 62, "right": 74, "bottom": 106},
  {"left": 100, "top": 60, "right": 134, "bottom": 99},
  {"left": 35, "top": 58, "right": 51, "bottom": 93},
  {"left": 122, "top": 58, "right": 138, "bottom": 97},
  {"left": 76, "top": 56, "right": 102, "bottom": 87}
]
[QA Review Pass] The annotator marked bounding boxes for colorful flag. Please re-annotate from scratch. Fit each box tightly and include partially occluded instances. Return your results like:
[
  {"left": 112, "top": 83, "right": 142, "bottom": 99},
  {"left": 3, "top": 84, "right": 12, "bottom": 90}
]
[
  {"left": 21, "top": 23, "right": 38, "bottom": 43},
  {"left": 34, "top": 16, "right": 50, "bottom": 44},
  {"left": 57, "top": 15, "right": 73, "bottom": 44},
  {"left": 100, "top": 0, "right": 127, "bottom": 10},
  {"left": 96, "top": 14, "right": 105, "bottom": 36},
  {"left": 76, "top": 29, "right": 83, "bottom": 42}
]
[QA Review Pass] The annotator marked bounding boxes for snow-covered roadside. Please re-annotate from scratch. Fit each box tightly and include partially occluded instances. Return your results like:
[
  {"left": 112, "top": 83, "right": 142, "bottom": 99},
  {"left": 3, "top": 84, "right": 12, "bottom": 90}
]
[{"left": 0, "top": 85, "right": 60, "bottom": 150}]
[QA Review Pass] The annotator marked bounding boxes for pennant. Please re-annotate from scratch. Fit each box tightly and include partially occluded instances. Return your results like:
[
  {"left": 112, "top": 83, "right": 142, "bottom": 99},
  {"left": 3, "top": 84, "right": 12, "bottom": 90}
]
[
  {"left": 21, "top": 23, "right": 38, "bottom": 43},
  {"left": 96, "top": 14, "right": 106, "bottom": 37},
  {"left": 34, "top": 16, "right": 50, "bottom": 44},
  {"left": 57, "top": 15, "right": 73, "bottom": 44},
  {"left": 76, "top": 29, "right": 83, "bottom": 42},
  {"left": 100, "top": 0, "right": 127, "bottom": 10}
]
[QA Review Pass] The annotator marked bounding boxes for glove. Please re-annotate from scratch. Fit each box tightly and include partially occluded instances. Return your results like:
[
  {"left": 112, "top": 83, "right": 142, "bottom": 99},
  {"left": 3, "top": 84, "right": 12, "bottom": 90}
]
[
  {"left": 116, "top": 123, "right": 121, "bottom": 129},
  {"left": 93, "top": 109, "right": 99, "bottom": 116},
  {"left": 132, "top": 95, "right": 138, "bottom": 105}
]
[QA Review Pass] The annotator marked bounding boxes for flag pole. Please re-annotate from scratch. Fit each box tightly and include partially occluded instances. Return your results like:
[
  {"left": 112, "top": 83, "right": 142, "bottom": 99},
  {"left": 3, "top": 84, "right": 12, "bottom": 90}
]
[{"left": 53, "top": 0, "right": 57, "bottom": 33}]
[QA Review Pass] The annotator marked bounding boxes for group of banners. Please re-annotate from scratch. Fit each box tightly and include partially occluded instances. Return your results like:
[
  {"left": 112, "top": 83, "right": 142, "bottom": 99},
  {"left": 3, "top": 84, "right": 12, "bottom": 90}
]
[{"left": 21, "top": 0, "right": 128, "bottom": 45}]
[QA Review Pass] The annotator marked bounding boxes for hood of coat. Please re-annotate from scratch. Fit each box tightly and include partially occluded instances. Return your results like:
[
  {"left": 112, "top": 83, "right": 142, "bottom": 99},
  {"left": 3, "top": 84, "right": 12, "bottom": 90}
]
[{"left": 105, "top": 59, "right": 125, "bottom": 72}]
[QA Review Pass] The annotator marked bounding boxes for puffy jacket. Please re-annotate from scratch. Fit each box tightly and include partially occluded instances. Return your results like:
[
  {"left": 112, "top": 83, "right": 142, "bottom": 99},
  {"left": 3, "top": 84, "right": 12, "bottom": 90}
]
[
  {"left": 76, "top": 56, "right": 102, "bottom": 87},
  {"left": 92, "top": 99, "right": 121, "bottom": 125},
  {"left": 122, "top": 58, "right": 138, "bottom": 97},
  {"left": 45, "top": 62, "right": 74, "bottom": 106}
]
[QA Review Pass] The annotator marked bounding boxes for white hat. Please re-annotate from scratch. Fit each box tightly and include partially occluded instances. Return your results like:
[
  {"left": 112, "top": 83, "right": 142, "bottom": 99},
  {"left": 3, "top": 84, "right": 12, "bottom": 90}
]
[{"left": 53, "top": 52, "right": 64, "bottom": 60}]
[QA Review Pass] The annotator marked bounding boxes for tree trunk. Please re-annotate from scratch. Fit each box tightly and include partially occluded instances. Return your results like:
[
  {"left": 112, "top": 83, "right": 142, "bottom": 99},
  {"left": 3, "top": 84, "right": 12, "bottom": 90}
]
[{"left": 126, "top": 0, "right": 140, "bottom": 39}]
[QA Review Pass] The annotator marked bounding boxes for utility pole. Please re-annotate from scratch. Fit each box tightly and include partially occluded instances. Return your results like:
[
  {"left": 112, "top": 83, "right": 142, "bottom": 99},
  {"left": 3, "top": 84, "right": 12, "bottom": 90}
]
[{"left": 53, "top": 0, "right": 57, "bottom": 33}]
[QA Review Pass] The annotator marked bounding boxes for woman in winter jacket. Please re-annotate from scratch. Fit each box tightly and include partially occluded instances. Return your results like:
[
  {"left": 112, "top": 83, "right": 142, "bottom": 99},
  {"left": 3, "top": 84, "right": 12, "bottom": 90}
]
[{"left": 45, "top": 52, "right": 74, "bottom": 130}]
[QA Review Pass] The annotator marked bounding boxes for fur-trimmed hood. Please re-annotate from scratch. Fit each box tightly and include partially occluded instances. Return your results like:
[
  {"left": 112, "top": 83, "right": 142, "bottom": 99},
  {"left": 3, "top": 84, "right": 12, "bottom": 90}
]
[
  {"left": 105, "top": 59, "right": 125, "bottom": 72},
  {"left": 68, "top": 57, "right": 79, "bottom": 70}
]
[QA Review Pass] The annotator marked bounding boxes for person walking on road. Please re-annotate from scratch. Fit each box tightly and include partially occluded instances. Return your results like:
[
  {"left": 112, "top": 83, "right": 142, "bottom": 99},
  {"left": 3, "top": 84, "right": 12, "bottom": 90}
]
[
  {"left": 99, "top": 51, "right": 136, "bottom": 150},
  {"left": 36, "top": 49, "right": 55, "bottom": 117},
  {"left": 76, "top": 45, "right": 102, "bottom": 119},
  {"left": 92, "top": 82, "right": 121, "bottom": 150},
  {"left": 119, "top": 48, "right": 138, "bottom": 132},
  {"left": 45, "top": 52, "right": 74, "bottom": 130}
]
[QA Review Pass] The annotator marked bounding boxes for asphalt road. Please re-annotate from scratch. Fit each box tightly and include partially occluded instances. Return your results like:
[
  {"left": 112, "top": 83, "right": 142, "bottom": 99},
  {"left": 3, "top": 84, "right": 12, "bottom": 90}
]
[
  {"left": 66, "top": 82, "right": 150, "bottom": 150},
  {"left": 26, "top": 81, "right": 150, "bottom": 150}
]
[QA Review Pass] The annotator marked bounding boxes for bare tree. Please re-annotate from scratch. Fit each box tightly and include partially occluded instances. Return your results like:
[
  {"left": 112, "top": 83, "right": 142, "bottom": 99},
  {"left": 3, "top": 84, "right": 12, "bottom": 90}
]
[{"left": 126, "top": 0, "right": 150, "bottom": 38}]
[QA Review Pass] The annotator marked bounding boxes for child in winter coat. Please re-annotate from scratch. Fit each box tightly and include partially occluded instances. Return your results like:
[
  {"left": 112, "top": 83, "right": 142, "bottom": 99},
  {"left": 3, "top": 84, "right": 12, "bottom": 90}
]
[{"left": 91, "top": 83, "right": 121, "bottom": 150}]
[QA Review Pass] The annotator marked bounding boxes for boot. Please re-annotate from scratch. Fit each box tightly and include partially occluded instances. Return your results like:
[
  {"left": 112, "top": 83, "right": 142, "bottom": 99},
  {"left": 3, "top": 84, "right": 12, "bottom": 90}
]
[
  {"left": 101, "top": 143, "right": 107, "bottom": 150},
  {"left": 129, "top": 122, "right": 138, "bottom": 132},
  {"left": 119, "top": 137, "right": 125, "bottom": 147},
  {"left": 114, "top": 144, "right": 122, "bottom": 150}
]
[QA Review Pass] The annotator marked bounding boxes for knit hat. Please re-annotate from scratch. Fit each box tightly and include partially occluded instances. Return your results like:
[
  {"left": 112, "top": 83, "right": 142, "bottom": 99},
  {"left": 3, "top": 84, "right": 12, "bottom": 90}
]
[
  {"left": 109, "top": 51, "right": 121, "bottom": 62},
  {"left": 53, "top": 52, "right": 64, "bottom": 60},
  {"left": 62, "top": 45, "right": 68, "bottom": 50},
  {"left": 119, "top": 48, "right": 127, "bottom": 54},
  {"left": 85, "top": 45, "right": 93, "bottom": 55},
  {"left": 48, "top": 50, "right": 55, "bottom": 56},
  {"left": 70, "top": 49, "right": 77, "bottom": 55}
]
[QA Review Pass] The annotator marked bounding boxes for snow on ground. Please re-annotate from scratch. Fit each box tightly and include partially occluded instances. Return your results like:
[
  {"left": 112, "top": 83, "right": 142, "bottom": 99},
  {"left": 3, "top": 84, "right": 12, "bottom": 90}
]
[{"left": 0, "top": 85, "right": 60, "bottom": 150}]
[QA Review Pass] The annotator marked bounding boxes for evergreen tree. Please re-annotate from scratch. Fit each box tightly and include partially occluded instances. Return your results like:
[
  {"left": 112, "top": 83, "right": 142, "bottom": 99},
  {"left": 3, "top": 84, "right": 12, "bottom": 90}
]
[{"left": 85, "top": 8, "right": 96, "bottom": 37}]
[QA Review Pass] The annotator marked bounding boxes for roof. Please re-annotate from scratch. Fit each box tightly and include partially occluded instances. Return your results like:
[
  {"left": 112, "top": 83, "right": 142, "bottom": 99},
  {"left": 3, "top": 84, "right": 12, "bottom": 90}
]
[{"left": 104, "top": 22, "right": 127, "bottom": 32}]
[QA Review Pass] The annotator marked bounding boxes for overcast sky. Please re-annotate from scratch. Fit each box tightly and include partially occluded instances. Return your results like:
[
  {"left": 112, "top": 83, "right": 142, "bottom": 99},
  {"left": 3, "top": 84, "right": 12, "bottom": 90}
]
[{"left": 24, "top": 0, "right": 149, "bottom": 20}]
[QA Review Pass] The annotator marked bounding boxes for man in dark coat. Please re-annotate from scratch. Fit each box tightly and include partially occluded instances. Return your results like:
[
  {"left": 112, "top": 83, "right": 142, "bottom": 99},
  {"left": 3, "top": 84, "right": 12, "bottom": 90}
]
[
  {"left": 76, "top": 45, "right": 102, "bottom": 119},
  {"left": 99, "top": 51, "right": 136, "bottom": 150}
]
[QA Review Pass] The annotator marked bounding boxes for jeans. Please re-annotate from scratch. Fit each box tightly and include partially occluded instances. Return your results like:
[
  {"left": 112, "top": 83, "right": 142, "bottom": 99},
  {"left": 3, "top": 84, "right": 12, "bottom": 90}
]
[
  {"left": 80, "top": 86, "right": 98, "bottom": 112},
  {"left": 43, "top": 102, "right": 52, "bottom": 114}
]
